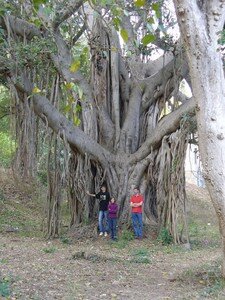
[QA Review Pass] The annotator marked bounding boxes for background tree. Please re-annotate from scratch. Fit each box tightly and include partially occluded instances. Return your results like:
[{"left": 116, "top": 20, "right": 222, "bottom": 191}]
[
  {"left": 173, "top": 0, "right": 225, "bottom": 275},
  {"left": 0, "top": 0, "right": 195, "bottom": 240}
]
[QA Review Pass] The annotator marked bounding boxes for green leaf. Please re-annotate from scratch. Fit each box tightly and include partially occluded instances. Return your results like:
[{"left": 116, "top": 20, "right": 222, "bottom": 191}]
[
  {"left": 147, "top": 17, "right": 155, "bottom": 24},
  {"left": 69, "top": 60, "right": 80, "bottom": 73},
  {"left": 134, "top": 0, "right": 146, "bottom": 7},
  {"left": 73, "top": 115, "right": 81, "bottom": 126},
  {"left": 74, "top": 104, "right": 82, "bottom": 113},
  {"left": 113, "top": 17, "right": 120, "bottom": 31},
  {"left": 32, "top": 86, "right": 41, "bottom": 94},
  {"left": 152, "top": 3, "right": 161, "bottom": 18},
  {"left": 32, "top": 0, "right": 47, "bottom": 10},
  {"left": 64, "top": 104, "right": 71, "bottom": 113},
  {"left": 120, "top": 29, "right": 129, "bottom": 43},
  {"left": 65, "top": 82, "right": 74, "bottom": 90},
  {"left": 141, "top": 34, "right": 156, "bottom": 45}
]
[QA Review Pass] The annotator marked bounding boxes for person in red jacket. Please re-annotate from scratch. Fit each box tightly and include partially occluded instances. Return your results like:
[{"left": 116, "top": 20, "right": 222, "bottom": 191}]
[{"left": 130, "top": 187, "right": 144, "bottom": 239}]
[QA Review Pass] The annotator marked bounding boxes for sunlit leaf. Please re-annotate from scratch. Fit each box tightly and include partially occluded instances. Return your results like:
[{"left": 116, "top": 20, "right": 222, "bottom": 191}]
[
  {"left": 73, "top": 115, "right": 81, "bottom": 126},
  {"left": 32, "top": 86, "right": 41, "bottom": 94},
  {"left": 141, "top": 34, "right": 156, "bottom": 45},
  {"left": 69, "top": 60, "right": 80, "bottom": 73},
  {"left": 152, "top": 3, "right": 161, "bottom": 18},
  {"left": 65, "top": 82, "right": 74, "bottom": 90},
  {"left": 120, "top": 29, "right": 129, "bottom": 43},
  {"left": 74, "top": 104, "right": 82, "bottom": 113},
  {"left": 147, "top": 17, "right": 155, "bottom": 24},
  {"left": 64, "top": 104, "right": 71, "bottom": 113},
  {"left": 113, "top": 17, "right": 120, "bottom": 31},
  {"left": 111, "top": 46, "right": 117, "bottom": 52},
  {"left": 134, "top": 0, "right": 146, "bottom": 7},
  {"left": 32, "top": 0, "right": 47, "bottom": 10}
]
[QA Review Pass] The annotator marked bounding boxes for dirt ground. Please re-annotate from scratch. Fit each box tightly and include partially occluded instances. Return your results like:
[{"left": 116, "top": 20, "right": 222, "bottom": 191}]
[
  {"left": 0, "top": 232, "right": 223, "bottom": 300},
  {"left": 0, "top": 173, "right": 225, "bottom": 299}
]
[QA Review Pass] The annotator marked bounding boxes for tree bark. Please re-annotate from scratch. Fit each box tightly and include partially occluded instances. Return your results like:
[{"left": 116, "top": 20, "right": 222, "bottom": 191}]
[{"left": 173, "top": 0, "right": 225, "bottom": 275}]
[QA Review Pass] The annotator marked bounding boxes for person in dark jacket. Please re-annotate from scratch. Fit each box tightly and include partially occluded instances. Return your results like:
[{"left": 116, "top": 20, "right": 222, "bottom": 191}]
[
  {"left": 86, "top": 185, "right": 110, "bottom": 237},
  {"left": 108, "top": 197, "right": 118, "bottom": 240}
]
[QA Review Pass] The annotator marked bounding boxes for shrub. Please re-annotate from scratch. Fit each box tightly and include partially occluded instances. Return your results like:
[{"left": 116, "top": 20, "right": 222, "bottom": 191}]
[{"left": 157, "top": 227, "right": 173, "bottom": 245}]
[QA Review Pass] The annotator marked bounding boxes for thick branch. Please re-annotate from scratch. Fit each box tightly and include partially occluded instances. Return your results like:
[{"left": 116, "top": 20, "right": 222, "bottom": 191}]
[
  {"left": 141, "top": 56, "right": 188, "bottom": 111},
  {"left": 13, "top": 75, "right": 115, "bottom": 166},
  {"left": 0, "top": 15, "right": 41, "bottom": 40},
  {"left": 129, "top": 97, "right": 195, "bottom": 164},
  {"left": 53, "top": 0, "right": 84, "bottom": 29}
]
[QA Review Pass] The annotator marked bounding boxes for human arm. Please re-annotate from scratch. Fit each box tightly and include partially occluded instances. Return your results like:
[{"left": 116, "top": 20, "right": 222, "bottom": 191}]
[
  {"left": 111, "top": 203, "right": 118, "bottom": 213},
  {"left": 86, "top": 190, "right": 96, "bottom": 197},
  {"left": 130, "top": 195, "right": 143, "bottom": 207}
]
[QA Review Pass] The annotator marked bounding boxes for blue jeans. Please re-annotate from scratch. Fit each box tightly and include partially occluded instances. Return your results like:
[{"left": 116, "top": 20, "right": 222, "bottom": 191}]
[
  {"left": 108, "top": 218, "right": 117, "bottom": 239},
  {"left": 98, "top": 210, "right": 108, "bottom": 233},
  {"left": 132, "top": 213, "right": 143, "bottom": 238}
]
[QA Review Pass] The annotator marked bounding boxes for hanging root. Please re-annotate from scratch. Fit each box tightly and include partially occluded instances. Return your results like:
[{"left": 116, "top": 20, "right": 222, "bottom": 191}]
[{"left": 148, "top": 128, "right": 189, "bottom": 244}]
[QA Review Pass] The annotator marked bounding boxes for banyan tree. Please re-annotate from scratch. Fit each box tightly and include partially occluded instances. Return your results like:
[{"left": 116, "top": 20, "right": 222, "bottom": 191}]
[{"left": 0, "top": 0, "right": 195, "bottom": 240}]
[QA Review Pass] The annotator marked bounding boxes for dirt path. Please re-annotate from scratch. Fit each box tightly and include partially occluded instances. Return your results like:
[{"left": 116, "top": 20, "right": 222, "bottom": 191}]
[{"left": 0, "top": 235, "right": 222, "bottom": 300}]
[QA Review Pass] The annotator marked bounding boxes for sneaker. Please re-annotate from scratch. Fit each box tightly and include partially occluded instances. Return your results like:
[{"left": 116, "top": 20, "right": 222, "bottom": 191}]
[
  {"left": 104, "top": 232, "right": 108, "bottom": 237},
  {"left": 99, "top": 232, "right": 103, "bottom": 236}
]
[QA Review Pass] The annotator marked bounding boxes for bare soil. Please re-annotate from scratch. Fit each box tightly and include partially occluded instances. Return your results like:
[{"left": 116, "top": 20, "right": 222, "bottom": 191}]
[{"left": 0, "top": 233, "right": 222, "bottom": 300}]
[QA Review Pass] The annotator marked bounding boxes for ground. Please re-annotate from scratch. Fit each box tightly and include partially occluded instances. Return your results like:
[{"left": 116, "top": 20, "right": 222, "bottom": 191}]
[{"left": 0, "top": 169, "right": 225, "bottom": 299}]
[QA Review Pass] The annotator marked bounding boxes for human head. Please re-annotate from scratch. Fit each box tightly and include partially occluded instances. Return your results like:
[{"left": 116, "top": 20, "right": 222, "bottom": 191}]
[
  {"left": 101, "top": 185, "right": 106, "bottom": 192},
  {"left": 111, "top": 197, "right": 115, "bottom": 203},
  {"left": 133, "top": 187, "right": 140, "bottom": 195}
]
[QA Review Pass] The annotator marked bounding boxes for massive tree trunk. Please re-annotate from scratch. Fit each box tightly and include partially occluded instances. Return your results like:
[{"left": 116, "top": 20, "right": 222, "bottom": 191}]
[
  {"left": 173, "top": 0, "right": 225, "bottom": 275},
  {"left": 0, "top": 2, "right": 195, "bottom": 240}
]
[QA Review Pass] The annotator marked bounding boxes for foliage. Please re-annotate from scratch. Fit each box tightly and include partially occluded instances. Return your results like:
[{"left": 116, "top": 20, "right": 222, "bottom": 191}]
[
  {"left": 218, "top": 30, "right": 225, "bottom": 45},
  {"left": 42, "top": 246, "right": 57, "bottom": 253},
  {"left": 0, "top": 132, "right": 15, "bottom": 167},
  {"left": 12, "top": 37, "right": 57, "bottom": 70},
  {"left": 0, "top": 276, "right": 11, "bottom": 297},
  {"left": 157, "top": 227, "right": 173, "bottom": 245},
  {"left": 180, "top": 261, "right": 225, "bottom": 298},
  {"left": 120, "top": 228, "right": 134, "bottom": 241},
  {"left": 130, "top": 247, "right": 151, "bottom": 264},
  {"left": 60, "top": 236, "right": 72, "bottom": 244},
  {"left": 0, "top": 86, "right": 16, "bottom": 167},
  {"left": 180, "top": 112, "right": 197, "bottom": 134}
]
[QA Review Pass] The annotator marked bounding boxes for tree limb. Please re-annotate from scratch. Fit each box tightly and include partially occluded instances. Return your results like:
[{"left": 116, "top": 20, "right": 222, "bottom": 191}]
[
  {"left": 52, "top": 0, "right": 85, "bottom": 29},
  {"left": 12, "top": 74, "right": 116, "bottom": 166},
  {"left": 129, "top": 97, "right": 195, "bottom": 164}
]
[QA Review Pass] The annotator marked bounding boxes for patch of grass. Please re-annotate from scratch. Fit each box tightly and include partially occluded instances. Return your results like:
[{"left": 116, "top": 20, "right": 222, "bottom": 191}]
[
  {"left": 0, "top": 189, "right": 5, "bottom": 201},
  {"left": 0, "top": 193, "right": 44, "bottom": 238},
  {"left": 112, "top": 229, "right": 134, "bottom": 249},
  {"left": 130, "top": 247, "right": 151, "bottom": 264},
  {"left": 187, "top": 188, "right": 220, "bottom": 251},
  {"left": 179, "top": 260, "right": 225, "bottom": 298},
  {"left": 120, "top": 229, "right": 134, "bottom": 241},
  {"left": 42, "top": 246, "right": 57, "bottom": 254},
  {"left": 113, "top": 239, "right": 128, "bottom": 249},
  {"left": 0, "top": 258, "right": 8, "bottom": 264},
  {"left": 0, "top": 276, "right": 12, "bottom": 297},
  {"left": 157, "top": 228, "right": 173, "bottom": 245},
  {"left": 60, "top": 236, "right": 72, "bottom": 245},
  {"left": 188, "top": 219, "right": 220, "bottom": 250}
]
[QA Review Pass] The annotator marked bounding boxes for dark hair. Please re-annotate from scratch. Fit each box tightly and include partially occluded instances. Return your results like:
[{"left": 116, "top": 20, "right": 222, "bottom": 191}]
[{"left": 134, "top": 187, "right": 139, "bottom": 191}]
